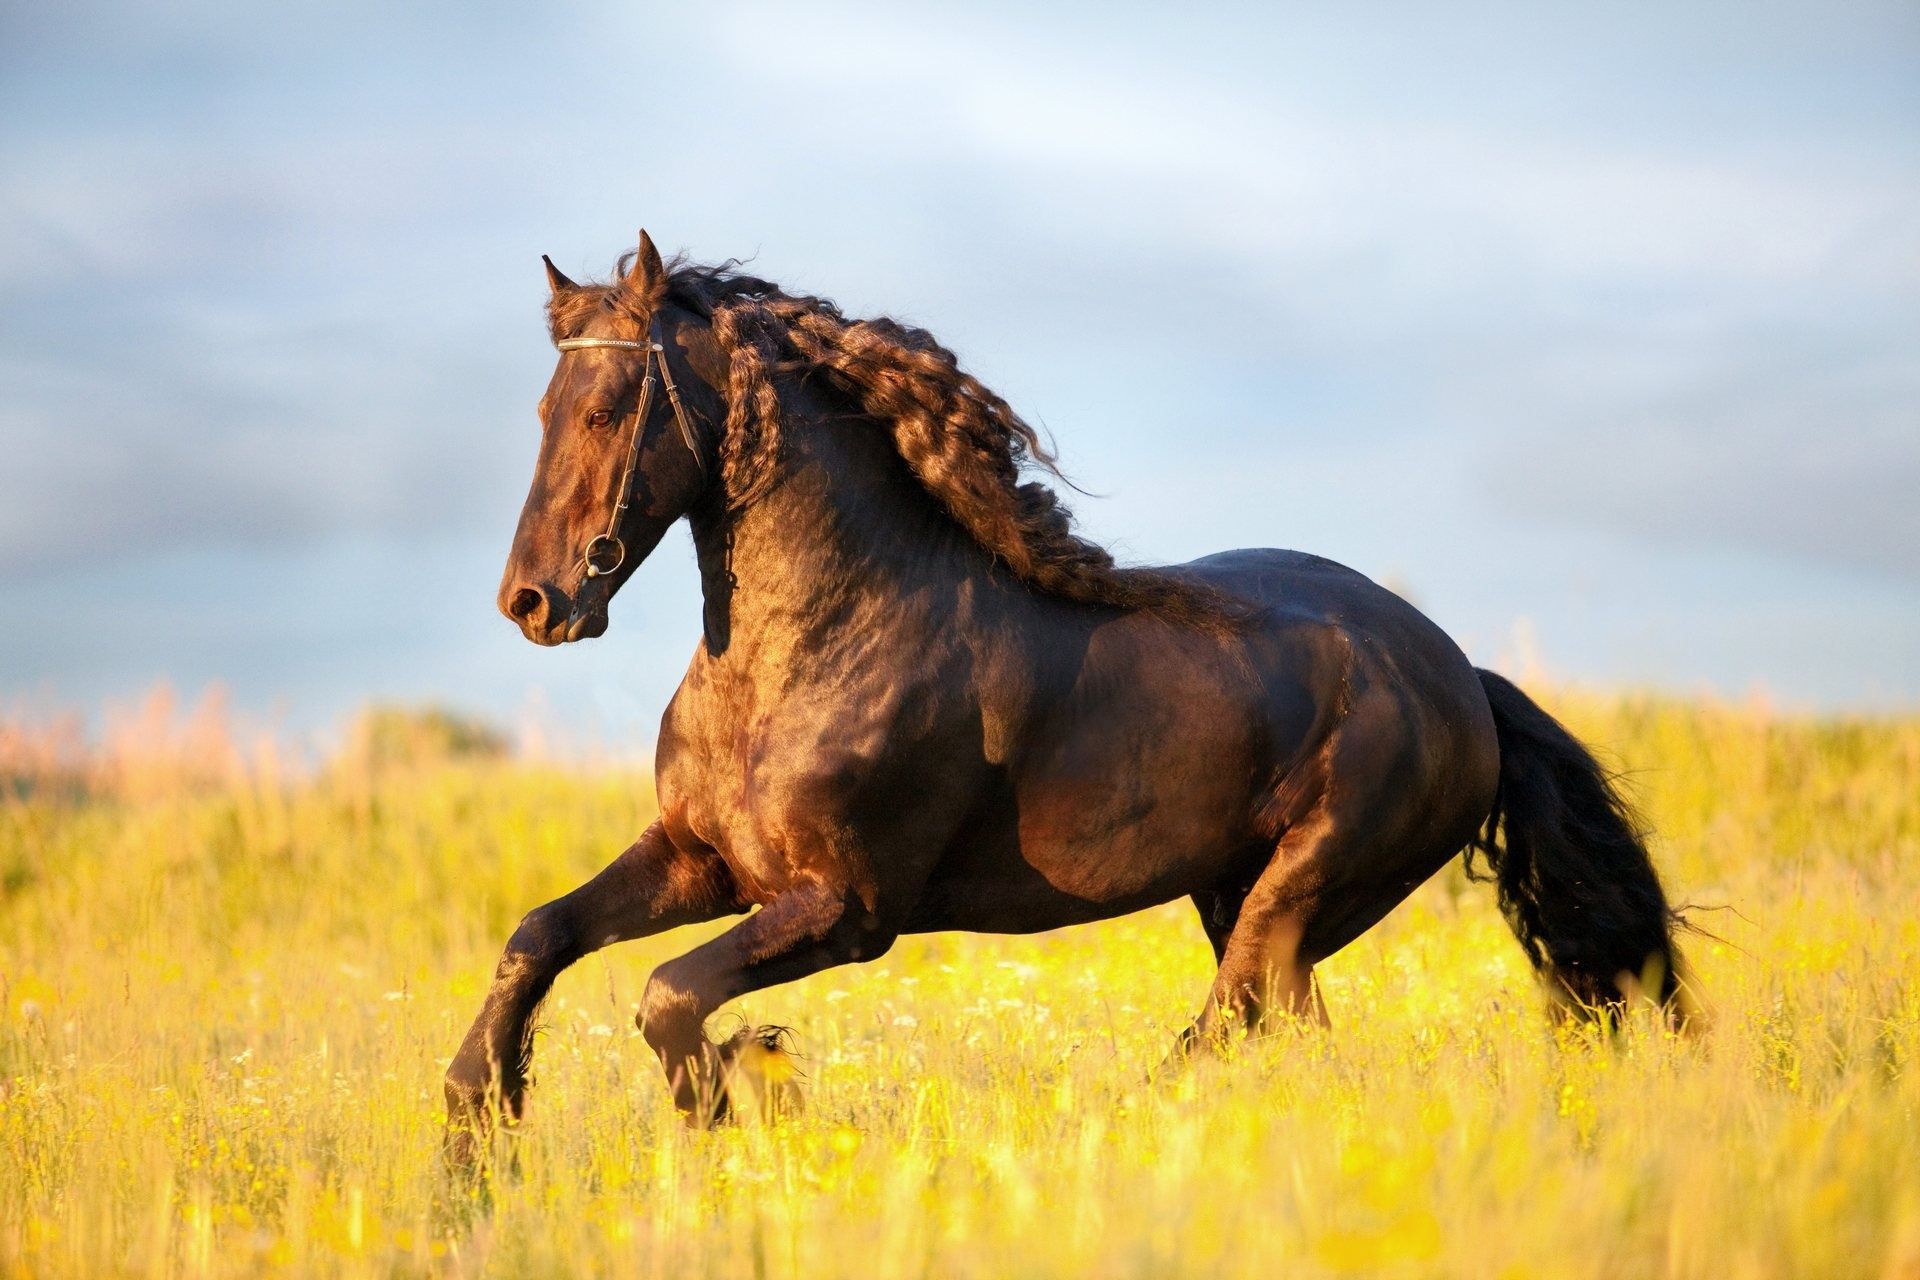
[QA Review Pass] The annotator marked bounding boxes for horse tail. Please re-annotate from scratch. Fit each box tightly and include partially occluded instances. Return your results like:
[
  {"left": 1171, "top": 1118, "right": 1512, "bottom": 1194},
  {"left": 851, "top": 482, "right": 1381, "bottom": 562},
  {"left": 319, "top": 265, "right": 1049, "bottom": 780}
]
[{"left": 1469, "top": 669, "right": 1699, "bottom": 1024}]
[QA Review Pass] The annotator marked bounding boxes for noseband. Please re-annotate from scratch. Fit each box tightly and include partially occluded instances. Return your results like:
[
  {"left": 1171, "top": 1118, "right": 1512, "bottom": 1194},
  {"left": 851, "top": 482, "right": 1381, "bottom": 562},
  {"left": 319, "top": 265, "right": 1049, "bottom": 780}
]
[{"left": 554, "top": 319, "right": 708, "bottom": 581}]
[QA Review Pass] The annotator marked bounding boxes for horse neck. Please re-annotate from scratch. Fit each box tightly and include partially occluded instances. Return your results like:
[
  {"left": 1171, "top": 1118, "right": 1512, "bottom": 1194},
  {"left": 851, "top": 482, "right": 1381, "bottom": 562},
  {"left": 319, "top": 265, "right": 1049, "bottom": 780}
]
[{"left": 686, "top": 388, "right": 985, "bottom": 656}]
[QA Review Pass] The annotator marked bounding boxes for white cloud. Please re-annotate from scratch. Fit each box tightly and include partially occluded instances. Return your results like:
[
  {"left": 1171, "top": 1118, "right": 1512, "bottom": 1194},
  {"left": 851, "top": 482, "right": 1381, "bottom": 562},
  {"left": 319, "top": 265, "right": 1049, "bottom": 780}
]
[{"left": 1, "top": 0, "right": 1916, "bottom": 710}]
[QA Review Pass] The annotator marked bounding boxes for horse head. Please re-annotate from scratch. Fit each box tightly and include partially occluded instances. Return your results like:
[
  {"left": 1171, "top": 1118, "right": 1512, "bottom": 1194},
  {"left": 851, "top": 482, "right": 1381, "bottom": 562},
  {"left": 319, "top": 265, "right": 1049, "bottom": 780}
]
[{"left": 499, "top": 231, "right": 716, "bottom": 645}]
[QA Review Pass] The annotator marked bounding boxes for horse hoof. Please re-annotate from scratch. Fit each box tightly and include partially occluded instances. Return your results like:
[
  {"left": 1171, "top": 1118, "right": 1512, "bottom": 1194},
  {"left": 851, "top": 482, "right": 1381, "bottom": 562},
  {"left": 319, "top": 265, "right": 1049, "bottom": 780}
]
[
  {"left": 442, "top": 1074, "right": 527, "bottom": 1181},
  {"left": 719, "top": 1024, "right": 806, "bottom": 1124}
]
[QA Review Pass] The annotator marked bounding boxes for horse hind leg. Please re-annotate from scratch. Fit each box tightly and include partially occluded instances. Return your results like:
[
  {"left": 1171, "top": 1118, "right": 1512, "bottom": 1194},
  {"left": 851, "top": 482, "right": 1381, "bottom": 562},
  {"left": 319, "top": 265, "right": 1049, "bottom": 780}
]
[
  {"left": 1174, "top": 819, "right": 1343, "bottom": 1061},
  {"left": 1193, "top": 904, "right": 1330, "bottom": 1045}
]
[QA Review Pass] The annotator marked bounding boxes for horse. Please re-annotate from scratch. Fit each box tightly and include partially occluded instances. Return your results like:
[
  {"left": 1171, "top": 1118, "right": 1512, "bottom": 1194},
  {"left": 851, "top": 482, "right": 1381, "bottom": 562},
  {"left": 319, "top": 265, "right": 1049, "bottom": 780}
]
[{"left": 443, "top": 230, "right": 1693, "bottom": 1162}]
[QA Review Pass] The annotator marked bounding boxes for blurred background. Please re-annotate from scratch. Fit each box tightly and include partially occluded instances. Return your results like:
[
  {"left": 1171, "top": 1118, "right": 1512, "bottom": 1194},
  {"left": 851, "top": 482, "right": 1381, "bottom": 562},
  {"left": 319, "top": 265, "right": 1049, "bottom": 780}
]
[{"left": 2, "top": 0, "right": 1916, "bottom": 745}]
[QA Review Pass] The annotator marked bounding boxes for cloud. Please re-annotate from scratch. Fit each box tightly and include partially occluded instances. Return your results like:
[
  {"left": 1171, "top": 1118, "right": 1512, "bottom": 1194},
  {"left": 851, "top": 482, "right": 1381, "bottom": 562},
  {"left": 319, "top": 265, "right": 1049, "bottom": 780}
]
[
  {"left": 1472, "top": 320, "right": 1920, "bottom": 582},
  {"left": 0, "top": 0, "right": 1915, "bottom": 590}
]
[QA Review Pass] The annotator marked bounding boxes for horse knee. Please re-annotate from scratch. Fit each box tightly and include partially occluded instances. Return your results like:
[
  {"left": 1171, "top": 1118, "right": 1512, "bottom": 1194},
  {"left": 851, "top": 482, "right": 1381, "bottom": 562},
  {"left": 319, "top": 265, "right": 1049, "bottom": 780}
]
[
  {"left": 443, "top": 1068, "right": 488, "bottom": 1114},
  {"left": 504, "top": 900, "right": 576, "bottom": 969},
  {"left": 638, "top": 961, "right": 704, "bottom": 1052}
]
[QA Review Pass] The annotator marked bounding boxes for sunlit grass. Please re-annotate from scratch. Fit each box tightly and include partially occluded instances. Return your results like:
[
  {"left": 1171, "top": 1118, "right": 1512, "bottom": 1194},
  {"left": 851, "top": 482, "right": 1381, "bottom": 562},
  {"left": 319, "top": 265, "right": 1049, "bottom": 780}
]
[{"left": 2, "top": 689, "right": 1917, "bottom": 1276}]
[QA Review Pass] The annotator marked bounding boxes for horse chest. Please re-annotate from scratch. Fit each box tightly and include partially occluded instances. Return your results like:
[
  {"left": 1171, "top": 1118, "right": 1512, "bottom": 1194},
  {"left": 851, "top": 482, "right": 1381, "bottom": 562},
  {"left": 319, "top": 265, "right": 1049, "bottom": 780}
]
[{"left": 658, "top": 666, "right": 964, "bottom": 902}]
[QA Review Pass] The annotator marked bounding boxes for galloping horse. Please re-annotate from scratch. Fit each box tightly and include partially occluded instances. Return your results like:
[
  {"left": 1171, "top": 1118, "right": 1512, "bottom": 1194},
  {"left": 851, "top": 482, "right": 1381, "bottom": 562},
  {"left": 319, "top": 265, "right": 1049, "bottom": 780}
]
[{"left": 444, "top": 231, "right": 1691, "bottom": 1159}]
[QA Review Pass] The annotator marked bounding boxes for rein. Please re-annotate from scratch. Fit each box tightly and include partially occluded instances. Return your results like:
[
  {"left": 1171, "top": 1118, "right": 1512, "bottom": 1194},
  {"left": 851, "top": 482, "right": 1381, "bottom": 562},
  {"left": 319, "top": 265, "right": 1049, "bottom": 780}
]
[{"left": 554, "top": 319, "right": 708, "bottom": 582}]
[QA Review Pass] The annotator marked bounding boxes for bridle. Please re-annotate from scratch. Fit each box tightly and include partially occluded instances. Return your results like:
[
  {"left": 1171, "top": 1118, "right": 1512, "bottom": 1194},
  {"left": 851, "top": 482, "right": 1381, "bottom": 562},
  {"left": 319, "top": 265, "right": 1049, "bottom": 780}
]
[{"left": 554, "top": 317, "right": 708, "bottom": 583}]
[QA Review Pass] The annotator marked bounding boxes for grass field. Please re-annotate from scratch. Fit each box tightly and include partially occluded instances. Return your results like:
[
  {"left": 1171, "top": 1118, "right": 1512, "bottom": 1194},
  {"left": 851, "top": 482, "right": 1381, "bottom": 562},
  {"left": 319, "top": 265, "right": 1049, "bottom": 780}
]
[{"left": 2, "top": 686, "right": 1917, "bottom": 1277}]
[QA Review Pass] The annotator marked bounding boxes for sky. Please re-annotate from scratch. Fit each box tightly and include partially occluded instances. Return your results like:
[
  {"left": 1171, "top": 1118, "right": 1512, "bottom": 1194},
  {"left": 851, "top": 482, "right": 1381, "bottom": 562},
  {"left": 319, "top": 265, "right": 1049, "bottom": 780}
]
[{"left": 2, "top": 0, "right": 1917, "bottom": 744}]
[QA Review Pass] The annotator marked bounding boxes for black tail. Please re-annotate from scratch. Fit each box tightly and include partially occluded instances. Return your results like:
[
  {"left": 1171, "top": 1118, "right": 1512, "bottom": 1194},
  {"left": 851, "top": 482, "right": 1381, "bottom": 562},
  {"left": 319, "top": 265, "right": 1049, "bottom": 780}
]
[{"left": 1471, "top": 669, "right": 1692, "bottom": 1019}]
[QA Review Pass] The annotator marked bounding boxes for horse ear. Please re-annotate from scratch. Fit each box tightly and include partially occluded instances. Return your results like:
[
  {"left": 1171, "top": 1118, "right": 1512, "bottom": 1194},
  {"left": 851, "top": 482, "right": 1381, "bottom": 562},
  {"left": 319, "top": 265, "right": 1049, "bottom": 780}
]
[
  {"left": 624, "top": 229, "right": 666, "bottom": 298},
  {"left": 542, "top": 255, "right": 575, "bottom": 296}
]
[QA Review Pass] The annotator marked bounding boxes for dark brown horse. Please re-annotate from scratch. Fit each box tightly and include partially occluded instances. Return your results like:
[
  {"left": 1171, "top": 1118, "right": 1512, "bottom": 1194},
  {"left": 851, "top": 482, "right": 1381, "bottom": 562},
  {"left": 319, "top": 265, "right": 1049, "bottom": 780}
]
[{"left": 444, "top": 231, "right": 1692, "bottom": 1160}]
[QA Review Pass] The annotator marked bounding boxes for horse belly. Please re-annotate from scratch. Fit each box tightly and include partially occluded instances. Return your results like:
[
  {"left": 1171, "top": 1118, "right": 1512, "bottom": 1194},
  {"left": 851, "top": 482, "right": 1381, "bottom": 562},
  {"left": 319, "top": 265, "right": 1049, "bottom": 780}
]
[
  {"left": 907, "top": 787, "right": 1262, "bottom": 934},
  {"left": 1023, "top": 759, "right": 1262, "bottom": 897},
  {"left": 906, "top": 695, "right": 1273, "bottom": 934}
]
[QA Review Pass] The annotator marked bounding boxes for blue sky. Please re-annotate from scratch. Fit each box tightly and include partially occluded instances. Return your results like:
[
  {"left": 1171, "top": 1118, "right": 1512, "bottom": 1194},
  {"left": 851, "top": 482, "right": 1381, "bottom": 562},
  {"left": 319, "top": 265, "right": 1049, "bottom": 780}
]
[{"left": 2, "top": 0, "right": 1916, "bottom": 740}]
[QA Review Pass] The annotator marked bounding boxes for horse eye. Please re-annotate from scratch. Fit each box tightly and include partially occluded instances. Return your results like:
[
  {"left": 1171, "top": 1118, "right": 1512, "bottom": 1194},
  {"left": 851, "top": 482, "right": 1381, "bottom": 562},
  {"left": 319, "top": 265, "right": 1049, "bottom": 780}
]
[{"left": 587, "top": 409, "right": 614, "bottom": 428}]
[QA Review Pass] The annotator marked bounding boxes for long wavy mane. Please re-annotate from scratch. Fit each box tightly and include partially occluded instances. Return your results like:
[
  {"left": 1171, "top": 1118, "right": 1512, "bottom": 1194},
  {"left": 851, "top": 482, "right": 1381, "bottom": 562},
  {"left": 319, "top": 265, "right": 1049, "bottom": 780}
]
[{"left": 548, "top": 255, "right": 1244, "bottom": 628}]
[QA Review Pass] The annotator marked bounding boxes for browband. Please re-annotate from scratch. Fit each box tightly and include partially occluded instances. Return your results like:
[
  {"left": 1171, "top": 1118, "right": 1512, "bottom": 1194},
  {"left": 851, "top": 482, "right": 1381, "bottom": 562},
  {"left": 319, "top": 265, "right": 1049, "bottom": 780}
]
[{"left": 555, "top": 337, "right": 652, "bottom": 352}]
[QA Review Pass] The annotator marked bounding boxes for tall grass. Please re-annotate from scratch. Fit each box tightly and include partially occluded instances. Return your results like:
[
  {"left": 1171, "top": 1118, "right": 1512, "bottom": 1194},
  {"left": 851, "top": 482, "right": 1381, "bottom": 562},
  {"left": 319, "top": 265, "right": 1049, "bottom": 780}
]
[{"left": 2, "top": 688, "right": 1916, "bottom": 1277}]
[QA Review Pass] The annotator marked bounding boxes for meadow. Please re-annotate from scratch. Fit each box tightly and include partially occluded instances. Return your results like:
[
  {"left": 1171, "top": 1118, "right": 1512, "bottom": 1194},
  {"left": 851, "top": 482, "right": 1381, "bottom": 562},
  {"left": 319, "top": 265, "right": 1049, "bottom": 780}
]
[{"left": 1, "top": 685, "right": 1916, "bottom": 1278}]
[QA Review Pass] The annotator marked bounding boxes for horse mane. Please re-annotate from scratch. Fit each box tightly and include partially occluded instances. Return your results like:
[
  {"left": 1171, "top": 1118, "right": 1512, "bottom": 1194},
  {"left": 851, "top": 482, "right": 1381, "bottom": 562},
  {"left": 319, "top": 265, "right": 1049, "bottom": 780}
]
[{"left": 548, "top": 253, "right": 1245, "bottom": 629}]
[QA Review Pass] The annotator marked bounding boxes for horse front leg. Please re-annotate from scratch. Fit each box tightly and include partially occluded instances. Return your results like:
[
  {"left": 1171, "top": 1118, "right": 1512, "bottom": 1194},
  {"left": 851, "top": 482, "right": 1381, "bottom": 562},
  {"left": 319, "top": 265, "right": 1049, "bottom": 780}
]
[
  {"left": 639, "top": 881, "right": 895, "bottom": 1124},
  {"left": 443, "top": 821, "right": 741, "bottom": 1169}
]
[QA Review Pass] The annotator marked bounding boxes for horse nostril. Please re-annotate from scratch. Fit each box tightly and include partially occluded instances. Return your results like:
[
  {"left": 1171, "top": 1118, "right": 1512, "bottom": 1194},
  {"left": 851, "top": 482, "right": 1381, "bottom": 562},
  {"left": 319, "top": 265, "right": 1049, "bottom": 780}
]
[
  {"left": 501, "top": 580, "right": 572, "bottom": 637},
  {"left": 507, "top": 587, "right": 545, "bottom": 622}
]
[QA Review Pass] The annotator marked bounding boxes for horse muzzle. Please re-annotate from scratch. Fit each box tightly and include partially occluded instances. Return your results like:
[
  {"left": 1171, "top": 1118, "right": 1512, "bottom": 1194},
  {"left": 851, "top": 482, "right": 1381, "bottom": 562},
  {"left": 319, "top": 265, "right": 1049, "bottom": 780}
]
[{"left": 501, "top": 579, "right": 607, "bottom": 646}]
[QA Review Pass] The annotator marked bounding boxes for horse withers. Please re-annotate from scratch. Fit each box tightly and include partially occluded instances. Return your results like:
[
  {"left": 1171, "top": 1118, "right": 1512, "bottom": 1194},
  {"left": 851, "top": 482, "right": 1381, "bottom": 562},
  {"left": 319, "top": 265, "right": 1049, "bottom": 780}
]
[{"left": 443, "top": 231, "right": 1694, "bottom": 1164}]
